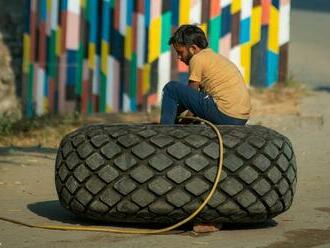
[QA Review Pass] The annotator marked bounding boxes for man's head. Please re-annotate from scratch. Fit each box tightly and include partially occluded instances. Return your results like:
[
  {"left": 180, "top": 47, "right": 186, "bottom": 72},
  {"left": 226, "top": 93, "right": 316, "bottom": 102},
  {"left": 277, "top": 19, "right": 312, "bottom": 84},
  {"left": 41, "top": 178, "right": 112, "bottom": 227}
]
[{"left": 168, "top": 25, "right": 209, "bottom": 65}]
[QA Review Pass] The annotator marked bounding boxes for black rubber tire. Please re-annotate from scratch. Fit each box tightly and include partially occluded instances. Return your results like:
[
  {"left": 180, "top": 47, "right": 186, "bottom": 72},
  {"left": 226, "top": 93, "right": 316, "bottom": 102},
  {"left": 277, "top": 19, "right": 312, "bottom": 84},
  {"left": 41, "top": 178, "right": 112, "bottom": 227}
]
[{"left": 55, "top": 124, "right": 297, "bottom": 224}]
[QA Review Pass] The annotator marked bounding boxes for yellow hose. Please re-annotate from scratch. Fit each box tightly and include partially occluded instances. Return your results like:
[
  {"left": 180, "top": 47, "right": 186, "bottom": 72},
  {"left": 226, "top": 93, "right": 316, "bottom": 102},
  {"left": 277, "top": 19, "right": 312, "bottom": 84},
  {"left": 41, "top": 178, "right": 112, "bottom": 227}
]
[{"left": 0, "top": 117, "right": 224, "bottom": 234}]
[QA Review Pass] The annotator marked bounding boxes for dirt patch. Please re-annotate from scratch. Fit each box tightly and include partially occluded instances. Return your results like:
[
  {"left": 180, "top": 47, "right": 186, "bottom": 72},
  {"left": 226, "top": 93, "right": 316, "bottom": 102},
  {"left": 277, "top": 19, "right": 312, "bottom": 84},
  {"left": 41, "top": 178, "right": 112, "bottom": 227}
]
[{"left": 250, "top": 84, "right": 306, "bottom": 116}]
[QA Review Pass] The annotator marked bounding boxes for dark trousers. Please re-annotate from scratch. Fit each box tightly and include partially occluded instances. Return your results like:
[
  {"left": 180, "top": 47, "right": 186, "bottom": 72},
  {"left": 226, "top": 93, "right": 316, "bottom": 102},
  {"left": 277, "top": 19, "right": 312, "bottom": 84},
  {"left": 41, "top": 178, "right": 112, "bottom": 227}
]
[{"left": 160, "top": 81, "right": 248, "bottom": 125}]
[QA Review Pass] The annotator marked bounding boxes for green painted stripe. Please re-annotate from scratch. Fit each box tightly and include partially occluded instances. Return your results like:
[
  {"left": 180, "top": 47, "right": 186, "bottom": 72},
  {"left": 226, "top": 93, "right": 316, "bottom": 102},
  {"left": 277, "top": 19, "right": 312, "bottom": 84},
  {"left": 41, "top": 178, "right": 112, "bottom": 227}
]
[
  {"left": 130, "top": 53, "right": 137, "bottom": 109},
  {"left": 75, "top": 42, "right": 84, "bottom": 96},
  {"left": 49, "top": 30, "right": 57, "bottom": 78},
  {"left": 209, "top": 16, "right": 221, "bottom": 52},
  {"left": 161, "top": 12, "right": 172, "bottom": 53},
  {"left": 27, "top": 64, "right": 34, "bottom": 117}
]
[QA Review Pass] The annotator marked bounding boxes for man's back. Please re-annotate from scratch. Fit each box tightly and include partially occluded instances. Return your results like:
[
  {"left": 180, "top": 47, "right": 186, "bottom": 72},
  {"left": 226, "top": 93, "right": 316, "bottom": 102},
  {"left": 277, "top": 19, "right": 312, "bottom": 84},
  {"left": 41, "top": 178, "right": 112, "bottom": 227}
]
[{"left": 189, "top": 48, "right": 251, "bottom": 120}]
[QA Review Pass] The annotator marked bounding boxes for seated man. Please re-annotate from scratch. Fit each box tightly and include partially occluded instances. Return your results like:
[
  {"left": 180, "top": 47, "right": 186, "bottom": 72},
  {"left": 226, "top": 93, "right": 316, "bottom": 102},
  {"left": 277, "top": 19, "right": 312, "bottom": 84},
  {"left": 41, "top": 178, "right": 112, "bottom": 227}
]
[{"left": 160, "top": 24, "right": 251, "bottom": 125}]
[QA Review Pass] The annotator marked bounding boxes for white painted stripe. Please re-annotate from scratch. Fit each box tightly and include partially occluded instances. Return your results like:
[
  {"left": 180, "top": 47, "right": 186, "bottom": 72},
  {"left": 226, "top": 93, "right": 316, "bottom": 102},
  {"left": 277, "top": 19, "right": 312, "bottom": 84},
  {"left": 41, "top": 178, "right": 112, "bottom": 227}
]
[
  {"left": 123, "top": 94, "right": 131, "bottom": 112},
  {"left": 50, "top": 0, "right": 59, "bottom": 30},
  {"left": 157, "top": 51, "right": 171, "bottom": 105},
  {"left": 241, "top": 0, "right": 253, "bottom": 19},
  {"left": 31, "top": 0, "right": 37, "bottom": 11},
  {"left": 36, "top": 66, "right": 45, "bottom": 115},
  {"left": 119, "top": 0, "right": 127, "bottom": 35},
  {"left": 67, "top": 0, "right": 81, "bottom": 15},
  {"left": 221, "top": 0, "right": 232, "bottom": 8},
  {"left": 279, "top": 3, "right": 290, "bottom": 45},
  {"left": 230, "top": 46, "right": 244, "bottom": 74},
  {"left": 106, "top": 56, "right": 113, "bottom": 112},
  {"left": 137, "top": 14, "right": 145, "bottom": 68},
  {"left": 190, "top": 0, "right": 202, "bottom": 24}
]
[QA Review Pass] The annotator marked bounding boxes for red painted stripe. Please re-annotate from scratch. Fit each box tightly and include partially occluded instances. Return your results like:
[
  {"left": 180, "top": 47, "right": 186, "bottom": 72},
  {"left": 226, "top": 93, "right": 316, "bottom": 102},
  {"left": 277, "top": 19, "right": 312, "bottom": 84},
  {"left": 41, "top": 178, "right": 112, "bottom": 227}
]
[
  {"left": 137, "top": 0, "right": 144, "bottom": 13},
  {"left": 114, "top": 0, "right": 120, "bottom": 30},
  {"left": 30, "top": 12, "right": 37, "bottom": 61},
  {"left": 60, "top": 11, "right": 67, "bottom": 54},
  {"left": 38, "top": 22, "right": 47, "bottom": 69},
  {"left": 92, "top": 95, "right": 99, "bottom": 112},
  {"left": 137, "top": 69, "right": 143, "bottom": 105}
]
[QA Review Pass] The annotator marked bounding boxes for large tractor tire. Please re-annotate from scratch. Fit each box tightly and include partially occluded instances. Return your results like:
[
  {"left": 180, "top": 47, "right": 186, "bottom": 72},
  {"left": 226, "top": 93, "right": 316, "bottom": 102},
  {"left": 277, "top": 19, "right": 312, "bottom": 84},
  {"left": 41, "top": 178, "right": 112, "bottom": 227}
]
[{"left": 55, "top": 124, "right": 297, "bottom": 224}]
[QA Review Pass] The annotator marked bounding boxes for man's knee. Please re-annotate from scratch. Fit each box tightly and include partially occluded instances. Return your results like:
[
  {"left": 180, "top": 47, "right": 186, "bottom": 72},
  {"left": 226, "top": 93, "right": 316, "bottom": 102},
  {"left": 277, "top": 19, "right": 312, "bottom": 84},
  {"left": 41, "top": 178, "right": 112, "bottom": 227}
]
[{"left": 163, "top": 81, "right": 180, "bottom": 94}]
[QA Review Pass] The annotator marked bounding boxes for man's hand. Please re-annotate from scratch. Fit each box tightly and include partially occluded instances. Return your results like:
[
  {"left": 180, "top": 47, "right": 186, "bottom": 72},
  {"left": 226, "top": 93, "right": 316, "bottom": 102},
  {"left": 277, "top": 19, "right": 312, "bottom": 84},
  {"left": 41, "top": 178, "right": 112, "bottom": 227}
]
[{"left": 178, "top": 110, "right": 200, "bottom": 124}]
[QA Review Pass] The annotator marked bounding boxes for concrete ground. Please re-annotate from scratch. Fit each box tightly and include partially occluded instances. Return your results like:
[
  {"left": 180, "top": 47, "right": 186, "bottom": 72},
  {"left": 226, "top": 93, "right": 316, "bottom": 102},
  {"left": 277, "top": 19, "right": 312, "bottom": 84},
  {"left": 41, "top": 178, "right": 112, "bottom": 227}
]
[
  {"left": 289, "top": 0, "right": 330, "bottom": 88},
  {"left": 0, "top": 90, "right": 330, "bottom": 248}
]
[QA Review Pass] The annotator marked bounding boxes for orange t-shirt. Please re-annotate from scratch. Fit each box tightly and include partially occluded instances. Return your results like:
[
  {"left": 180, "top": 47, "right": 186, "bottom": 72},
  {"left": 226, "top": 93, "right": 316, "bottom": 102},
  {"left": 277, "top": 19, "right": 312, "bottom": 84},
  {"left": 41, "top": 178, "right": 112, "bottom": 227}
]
[{"left": 189, "top": 48, "right": 251, "bottom": 120}]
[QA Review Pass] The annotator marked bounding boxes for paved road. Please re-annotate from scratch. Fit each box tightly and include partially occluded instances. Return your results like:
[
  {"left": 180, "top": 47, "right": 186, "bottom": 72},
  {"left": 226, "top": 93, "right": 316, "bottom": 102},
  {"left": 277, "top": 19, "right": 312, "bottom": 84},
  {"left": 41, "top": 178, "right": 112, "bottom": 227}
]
[{"left": 290, "top": 0, "right": 330, "bottom": 89}]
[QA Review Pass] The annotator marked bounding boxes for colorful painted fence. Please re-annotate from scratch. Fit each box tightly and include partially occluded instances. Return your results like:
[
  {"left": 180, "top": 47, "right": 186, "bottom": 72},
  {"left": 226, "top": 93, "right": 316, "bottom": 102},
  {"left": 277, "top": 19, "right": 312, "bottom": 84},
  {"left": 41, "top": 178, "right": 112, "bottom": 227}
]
[{"left": 22, "top": 0, "right": 290, "bottom": 116}]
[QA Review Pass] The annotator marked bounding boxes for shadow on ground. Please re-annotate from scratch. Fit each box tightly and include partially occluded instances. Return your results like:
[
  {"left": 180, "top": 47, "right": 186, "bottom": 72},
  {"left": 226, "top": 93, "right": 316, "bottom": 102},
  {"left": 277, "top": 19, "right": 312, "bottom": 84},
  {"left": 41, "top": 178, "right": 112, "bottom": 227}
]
[
  {"left": 314, "top": 86, "right": 330, "bottom": 93},
  {"left": 27, "top": 200, "right": 277, "bottom": 232}
]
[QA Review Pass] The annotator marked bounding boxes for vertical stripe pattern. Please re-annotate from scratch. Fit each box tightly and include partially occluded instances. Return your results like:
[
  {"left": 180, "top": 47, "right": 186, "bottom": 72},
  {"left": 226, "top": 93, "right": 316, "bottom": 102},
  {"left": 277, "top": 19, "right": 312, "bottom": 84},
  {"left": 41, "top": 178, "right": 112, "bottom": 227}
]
[{"left": 22, "top": 0, "right": 290, "bottom": 116}]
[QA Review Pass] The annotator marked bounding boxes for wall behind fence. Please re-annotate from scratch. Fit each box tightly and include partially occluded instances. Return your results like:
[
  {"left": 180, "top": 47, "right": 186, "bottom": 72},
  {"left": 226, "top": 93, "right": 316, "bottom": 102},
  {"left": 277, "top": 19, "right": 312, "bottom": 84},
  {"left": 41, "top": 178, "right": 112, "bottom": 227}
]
[{"left": 23, "top": 0, "right": 290, "bottom": 117}]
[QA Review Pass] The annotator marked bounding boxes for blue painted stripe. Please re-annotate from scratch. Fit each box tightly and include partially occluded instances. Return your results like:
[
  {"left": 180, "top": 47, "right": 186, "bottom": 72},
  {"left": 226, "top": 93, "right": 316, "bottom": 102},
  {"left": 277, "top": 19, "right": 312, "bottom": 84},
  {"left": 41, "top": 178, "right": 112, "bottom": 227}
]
[
  {"left": 60, "top": 0, "right": 68, "bottom": 11},
  {"left": 24, "top": 0, "right": 31, "bottom": 33},
  {"left": 171, "top": 0, "right": 179, "bottom": 26},
  {"left": 144, "top": 0, "right": 150, "bottom": 27},
  {"left": 39, "top": 0, "right": 47, "bottom": 21},
  {"left": 266, "top": 51, "right": 279, "bottom": 87},
  {"left": 272, "top": 0, "right": 280, "bottom": 9},
  {"left": 126, "top": 0, "right": 133, "bottom": 26},
  {"left": 89, "top": 0, "right": 98, "bottom": 43},
  {"left": 67, "top": 50, "right": 77, "bottom": 86},
  {"left": 240, "top": 18, "right": 250, "bottom": 44},
  {"left": 221, "top": 5, "right": 231, "bottom": 37},
  {"left": 102, "top": 0, "right": 110, "bottom": 40}
]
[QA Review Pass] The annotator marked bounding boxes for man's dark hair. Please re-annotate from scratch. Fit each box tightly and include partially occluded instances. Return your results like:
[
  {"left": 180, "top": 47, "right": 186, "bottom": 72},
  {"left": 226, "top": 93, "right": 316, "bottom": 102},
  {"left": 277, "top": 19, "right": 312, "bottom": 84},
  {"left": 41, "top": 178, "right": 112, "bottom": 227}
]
[{"left": 168, "top": 24, "right": 208, "bottom": 49}]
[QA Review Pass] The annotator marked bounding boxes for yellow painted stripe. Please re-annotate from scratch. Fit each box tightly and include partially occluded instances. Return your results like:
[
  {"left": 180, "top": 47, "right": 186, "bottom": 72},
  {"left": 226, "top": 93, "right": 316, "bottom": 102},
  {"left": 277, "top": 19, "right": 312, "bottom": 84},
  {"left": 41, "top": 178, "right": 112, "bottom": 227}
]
[
  {"left": 23, "top": 34, "right": 30, "bottom": 73},
  {"left": 47, "top": 0, "right": 51, "bottom": 12},
  {"left": 231, "top": 0, "right": 241, "bottom": 14},
  {"left": 179, "top": 0, "right": 190, "bottom": 25},
  {"left": 251, "top": 6, "right": 261, "bottom": 46},
  {"left": 56, "top": 27, "right": 61, "bottom": 56},
  {"left": 44, "top": 98, "right": 49, "bottom": 114},
  {"left": 81, "top": 0, "right": 86, "bottom": 8},
  {"left": 268, "top": 6, "right": 279, "bottom": 53},
  {"left": 125, "top": 26, "right": 132, "bottom": 60},
  {"left": 88, "top": 43, "right": 96, "bottom": 68},
  {"left": 143, "top": 64, "right": 151, "bottom": 95},
  {"left": 199, "top": 23, "right": 208, "bottom": 37},
  {"left": 106, "top": 106, "right": 112, "bottom": 113},
  {"left": 241, "top": 43, "right": 251, "bottom": 85},
  {"left": 148, "top": 18, "right": 161, "bottom": 63},
  {"left": 101, "top": 41, "right": 108, "bottom": 74}
]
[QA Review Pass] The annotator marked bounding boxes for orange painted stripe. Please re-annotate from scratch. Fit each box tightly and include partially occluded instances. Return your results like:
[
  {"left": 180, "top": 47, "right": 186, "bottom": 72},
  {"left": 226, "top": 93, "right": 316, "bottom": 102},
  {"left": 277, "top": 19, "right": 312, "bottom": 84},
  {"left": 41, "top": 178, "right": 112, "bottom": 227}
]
[
  {"left": 177, "top": 60, "right": 188, "bottom": 73},
  {"left": 261, "top": 0, "right": 271, "bottom": 25},
  {"left": 209, "top": 0, "right": 220, "bottom": 18}
]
